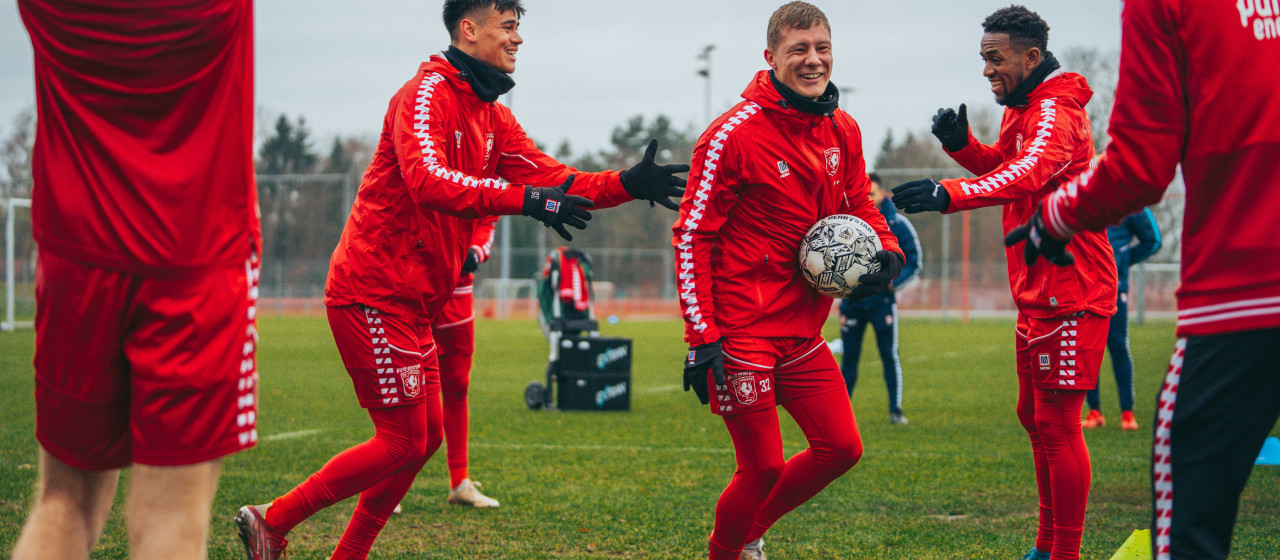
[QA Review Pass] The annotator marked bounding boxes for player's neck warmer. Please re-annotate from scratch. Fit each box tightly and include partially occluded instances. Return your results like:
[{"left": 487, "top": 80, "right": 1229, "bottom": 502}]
[
  {"left": 1001, "top": 50, "right": 1061, "bottom": 108},
  {"left": 769, "top": 70, "right": 839, "bottom": 117},
  {"left": 445, "top": 46, "right": 515, "bottom": 104}
]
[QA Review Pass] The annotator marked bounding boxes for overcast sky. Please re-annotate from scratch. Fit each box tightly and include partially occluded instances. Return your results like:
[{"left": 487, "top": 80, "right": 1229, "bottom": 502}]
[{"left": 0, "top": 1, "right": 1122, "bottom": 166}]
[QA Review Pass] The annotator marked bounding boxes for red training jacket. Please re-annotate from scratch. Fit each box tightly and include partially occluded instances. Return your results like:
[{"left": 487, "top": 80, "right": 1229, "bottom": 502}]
[
  {"left": 673, "top": 71, "right": 903, "bottom": 347},
  {"left": 941, "top": 72, "right": 1117, "bottom": 319},
  {"left": 1044, "top": 0, "right": 1280, "bottom": 337},
  {"left": 21, "top": 0, "right": 260, "bottom": 274},
  {"left": 456, "top": 215, "right": 498, "bottom": 290},
  {"left": 325, "top": 55, "right": 632, "bottom": 320}
]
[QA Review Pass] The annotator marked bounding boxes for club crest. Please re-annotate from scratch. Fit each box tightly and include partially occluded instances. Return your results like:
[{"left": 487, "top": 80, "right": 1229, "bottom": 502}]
[
  {"left": 484, "top": 133, "right": 495, "bottom": 163},
  {"left": 730, "top": 374, "right": 759, "bottom": 405},
  {"left": 825, "top": 147, "right": 840, "bottom": 176},
  {"left": 400, "top": 365, "right": 422, "bottom": 398}
]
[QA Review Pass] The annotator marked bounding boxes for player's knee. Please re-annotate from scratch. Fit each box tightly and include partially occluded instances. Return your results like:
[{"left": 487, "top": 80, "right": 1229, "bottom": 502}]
[
  {"left": 742, "top": 459, "right": 785, "bottom": 488},
  {"left": 824, "top": 437, "right": 864, "bottom": 470},
  {"left": 1016, "top": 402, "right": 1037, "bottom": 434}
]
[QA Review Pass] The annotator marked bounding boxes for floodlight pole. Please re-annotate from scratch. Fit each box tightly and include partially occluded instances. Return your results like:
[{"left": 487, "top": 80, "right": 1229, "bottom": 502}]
[
  {"left": 5, "top": 199, "right": 13, "bottom": 331},
  {"left": 698, "top": 45, "right": 715, "bottom": 123}
]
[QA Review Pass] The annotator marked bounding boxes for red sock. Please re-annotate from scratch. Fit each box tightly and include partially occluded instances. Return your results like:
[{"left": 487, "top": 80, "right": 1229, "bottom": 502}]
[
  {"left": 331, "top": 397, "right": 444, "bottom": 559},
  {"left": 1018, "top": 376, "right": 1056, "bottom": 553},
  {"left": 745, "top": 389, "right": 862, "bottom": 541},
  {"left": 1036, "top": 388, "right": 1090, "bottom": 560},
  {"left": 264, "top": 400, "right": 440, "bottom": 536},
  {"left": 439, "top": 351, "right": 472, "bottom": 488},
  {"left": 710, "top": 408, "right": 783, "bottom": 560}
]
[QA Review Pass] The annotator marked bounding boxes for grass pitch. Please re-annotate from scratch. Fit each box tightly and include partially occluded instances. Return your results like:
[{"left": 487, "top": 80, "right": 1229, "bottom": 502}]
[{"left": 2, "top": 316, "right": 1278, "bottom": 559}]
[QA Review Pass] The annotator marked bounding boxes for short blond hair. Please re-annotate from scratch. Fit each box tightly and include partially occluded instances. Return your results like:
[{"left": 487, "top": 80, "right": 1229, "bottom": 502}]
[{"left": 767, "top": 2, "right": 831, "bottom": 50}]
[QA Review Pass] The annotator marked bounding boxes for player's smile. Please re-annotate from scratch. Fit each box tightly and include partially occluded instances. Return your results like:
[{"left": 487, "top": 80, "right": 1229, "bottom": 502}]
[{"left": 980, "top": 32, "right": 1032, "bottom": 105}]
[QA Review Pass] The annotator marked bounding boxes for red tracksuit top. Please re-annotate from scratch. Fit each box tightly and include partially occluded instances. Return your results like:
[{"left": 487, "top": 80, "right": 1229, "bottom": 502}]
[
  {"left": 21, "top": 0, "right": 260, "bottom": 274},
  {"left": 325, "top": 55, "right": 632, "bottom": 320},
  {"left": 673, "top": 71, "right": 903, "bottom": 347},
  {"left": 1045, "top": 0, "right": 1280, "bottom": 337},
  {"left": 940, "top": 72, "right": 1117, "bottom": 319}
]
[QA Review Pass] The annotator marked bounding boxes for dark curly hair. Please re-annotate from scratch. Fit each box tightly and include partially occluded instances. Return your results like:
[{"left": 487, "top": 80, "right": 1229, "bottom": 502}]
[
  {"left": 443, "top": 0, "right": 526, "bottom": 41},
  {"left": 981, "top": 5, "right": 1049, "bottom": 53}
]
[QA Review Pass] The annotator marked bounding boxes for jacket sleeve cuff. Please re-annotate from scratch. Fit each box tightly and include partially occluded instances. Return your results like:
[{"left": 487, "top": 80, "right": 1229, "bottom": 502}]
[
  {"left": 939, "top": 180, "right": 965, "bottom": 214},
  {"left": 1043, "top": 187, "right": 1081, "bottom": 240},
  {"left": 491, "top": 186, "right": 526, "bottom": 216}
]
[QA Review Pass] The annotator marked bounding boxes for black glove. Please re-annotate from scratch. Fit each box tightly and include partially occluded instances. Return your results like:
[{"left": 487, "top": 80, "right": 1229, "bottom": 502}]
[
  {"left": 619, "top": 139, "right": 689, "bottom": 211},
  {"left": 522, "top": 175, "right": 594, "bottom": 241},
  {"left": 847, "top": 250, "right": 904, "bottom": 300},
  {"left": 931, "top": 103, "right": 971, "bottom": 152},
  {"left": 461, "top": 248, "right": 481, "bottom": 273},
  {"left": 683, "top": 341, "right": 726, "bottom": 405},
  {"left": 891, "top": 178, "right": 951, "bottom": 214},
  {"left": 1004, "top": 208, "right": 1076, "bottom": 266}
]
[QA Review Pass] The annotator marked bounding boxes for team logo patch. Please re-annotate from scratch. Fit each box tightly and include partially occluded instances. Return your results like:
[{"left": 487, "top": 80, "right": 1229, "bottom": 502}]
[
  {"left": 777, "top": 160, "right": 791, "bottom": 178},
  {"left": 1038, "top": 353, "right": 1052, "bottom": 371},
  {"left": 484, "top": 133, "right": 495, "bottom": 163},
  {"left": 825, "top": 147, "right": 840, "bottom": 176},
  {"left": 729, "top": 374, "right": 759, "bottom": 405},
  {"left": 544, "top": 200, "right": 561, "bottom": 213},
  {"left": 1016, "top": 133, "right": 1024, "bottom": 152},
  {"left": 399, "top": 364, "right": 422, "bottom": 398},
  {"left": 455, "top": 130, "right": 463, "bottom": 149}
]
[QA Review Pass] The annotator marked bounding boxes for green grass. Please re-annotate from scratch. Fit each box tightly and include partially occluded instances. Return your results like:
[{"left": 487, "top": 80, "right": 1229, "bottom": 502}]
[{"left": 2, "top": 317, "right": 1278, "bottom": 559}]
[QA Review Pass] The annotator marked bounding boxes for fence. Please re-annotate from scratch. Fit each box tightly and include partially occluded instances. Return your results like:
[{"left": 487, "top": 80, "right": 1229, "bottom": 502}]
[{"left": 2, "top": 169, "right": 1186, "bottom": 328}]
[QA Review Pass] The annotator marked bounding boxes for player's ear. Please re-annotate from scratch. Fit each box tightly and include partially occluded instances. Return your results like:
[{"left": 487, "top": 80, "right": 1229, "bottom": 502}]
[
  {"left": 1024, "top": 46, "right": 1042, "bottom": 71},
  {"left": 460, "top": 17, "right": 479, "bottom": 43},
  {"left": 764, "top": 48, "right": 777, "bottom": 70}
]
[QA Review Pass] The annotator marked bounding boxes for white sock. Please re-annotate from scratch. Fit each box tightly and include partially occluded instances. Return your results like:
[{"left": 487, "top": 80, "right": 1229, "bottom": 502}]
[{"left": 743, "top": 538, "right": 763, "bottom": 550}]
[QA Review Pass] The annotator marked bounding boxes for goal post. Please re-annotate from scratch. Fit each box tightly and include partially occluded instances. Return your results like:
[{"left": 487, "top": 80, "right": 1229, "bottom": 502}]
[{"left": 4, "top": 197, "right": 34, "bottom": 331}]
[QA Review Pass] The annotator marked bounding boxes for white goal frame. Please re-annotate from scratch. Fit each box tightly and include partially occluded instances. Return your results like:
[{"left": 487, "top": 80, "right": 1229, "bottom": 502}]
[{"left": 4, "top": 197, "right": 33, "bottom": 331}]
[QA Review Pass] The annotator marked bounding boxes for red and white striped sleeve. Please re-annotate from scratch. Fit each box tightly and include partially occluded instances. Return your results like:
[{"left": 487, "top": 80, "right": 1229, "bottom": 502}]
[
  {"left": 672, "top": 103, "right": 758, "bottom": 346},
  {"left": 392, "top": 72, "right": 525, "bottom": 218},
  {"left": 940, "top": 98, "right": 1087, "bottom": 213}
]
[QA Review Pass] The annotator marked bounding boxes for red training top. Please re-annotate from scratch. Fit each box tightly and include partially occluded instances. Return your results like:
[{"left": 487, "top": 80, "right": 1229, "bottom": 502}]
[
  {"left": 1044, "top": 0, "right": 1280, "bottom": 337},
  {"left": 673, "top": 71, "right": 903, "bottom": 347},
  {"left": 325, "top": 55, "right": 632, "bottom": 320},
  {"left": 21, "top": 0, "right": 260, "bottom": 273},
  {"left": 941, "top": 72, "right": 1117, "bottom": 319}
]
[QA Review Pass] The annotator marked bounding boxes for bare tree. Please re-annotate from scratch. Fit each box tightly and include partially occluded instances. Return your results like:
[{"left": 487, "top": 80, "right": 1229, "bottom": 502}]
[
  {"left": 1, "top": 108, "right": 36, "bottom": 199},
  {"left": 1061, "top": 46, "right": 1119, "bottom": 153}
]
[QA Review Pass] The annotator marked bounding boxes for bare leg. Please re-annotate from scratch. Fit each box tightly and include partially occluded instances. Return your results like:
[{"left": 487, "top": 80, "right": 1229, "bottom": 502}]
[
  {"left": 126, "top": 459, "right": 223, "bottom": 560},
  {"left": 12, "top": 448, "right": 120, "bottom": 560}
]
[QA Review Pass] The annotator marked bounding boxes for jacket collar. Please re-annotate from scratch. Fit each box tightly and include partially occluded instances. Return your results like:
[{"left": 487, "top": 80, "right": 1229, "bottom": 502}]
[
  {"left": 1002, "top": 50, "right": 1061, "bottom": 108},
  {"left": 742, "top": 70, "right": 841, "bottom": 122},
  {"left": 443, "top": 46, "right": 514, "bottom": 103}
]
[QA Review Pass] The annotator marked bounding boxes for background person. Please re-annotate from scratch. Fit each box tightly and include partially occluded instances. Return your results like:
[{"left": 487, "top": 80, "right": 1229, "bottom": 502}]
[
  {"left": 839, "top": 173, "right": 921, "bottom": 425},
  {"left": 1084, "top": 207, "right": 1161, "bottom": 430}
]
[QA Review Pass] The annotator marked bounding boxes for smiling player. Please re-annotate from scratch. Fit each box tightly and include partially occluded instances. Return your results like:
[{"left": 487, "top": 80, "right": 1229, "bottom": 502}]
[
  {"left": 889, "top": 6, "right": 1117, "bottom": 560},
  {"left": 233, "top": 1, "right": 687, "bottom": 558},
  {"left": 675, "top": 3, "right": 903, "bottom": 559}
]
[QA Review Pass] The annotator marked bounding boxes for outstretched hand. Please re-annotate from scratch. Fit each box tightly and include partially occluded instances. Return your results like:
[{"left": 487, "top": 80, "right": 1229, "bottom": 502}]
[
  {"left": 891, "top": 179, "right": 951, "bottom": 214},
  {"left": 521, "top": 175, "right": 595, "bottom": 241},
  {"left": 1004, "top": 208, "right": 1076, "bottom": 266},
  {"left": 620, "top": 139, "right": 689, "bottom": 211},
  {"left": 931, "top": 103, "right": 970, "bottom": 152}
]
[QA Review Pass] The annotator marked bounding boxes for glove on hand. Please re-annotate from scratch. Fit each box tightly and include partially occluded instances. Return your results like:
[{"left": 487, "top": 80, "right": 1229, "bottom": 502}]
[
  {"left": 620, "top": 139, "right": 689, "bottom": 211},
  {"left": 683, "top": 341, "right": 726, "bottom": 405},
  {"left": 847, "top": 250, "right": 905, "bottom": 300},
  {"left": 931, "top": 103, "right": 971, "bottom": 152},
  {"left": 1004, "top": 208, "right": 1076, "bottom": 266},
  {"left": 462, "top": 248, "right": 481, "bottom": 273},
  {"left": 522, "top": 175, "right": 594, "bottom": 241},
  {"left": 892, "top": 178, "right": 951, "bottom": 214}
]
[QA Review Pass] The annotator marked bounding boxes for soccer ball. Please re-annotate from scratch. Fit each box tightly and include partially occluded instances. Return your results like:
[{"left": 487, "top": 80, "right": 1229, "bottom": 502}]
[{"left": 798, "top": 214, "right": 882, "bottom": 298}]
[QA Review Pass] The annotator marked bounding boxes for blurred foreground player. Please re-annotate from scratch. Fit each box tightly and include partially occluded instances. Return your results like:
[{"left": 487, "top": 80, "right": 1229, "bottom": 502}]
[
  {"left": 674, "top": 3, "right": 903, "bottom": 558},
  {"left": 891, "top": 6, "right": 1116, "bottom": 560},
  {"left": 234, "top": 1, "right": 687, "bottom": 558},
  {"left": 1009, "top": 1, "right": 1280, "bottom": 557},
  {"left": 14, "top": 2, "right": 260, "bottom": 559},
  {"left": 838, "top": 174, "right": 921, "bottom": 425},
  {"left": 1084, "top": 208, "right": 1161, "bottom": 430}
]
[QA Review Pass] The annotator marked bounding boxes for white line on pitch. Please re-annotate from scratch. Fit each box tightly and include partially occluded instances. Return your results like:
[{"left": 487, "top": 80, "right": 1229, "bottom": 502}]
[
  {"left": 638, "top": 384, "right": 682, "bottom": 393},
  {"left": 469, "top": 442, "right": 734, "bottom": 454},
  {"left": 263, "top": 429, "right": 322, "bottom": 442}
]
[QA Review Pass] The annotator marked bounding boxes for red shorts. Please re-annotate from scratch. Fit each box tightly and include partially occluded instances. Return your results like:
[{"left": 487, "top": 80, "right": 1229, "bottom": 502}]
[
  {"left": 710, "top": 335, "right": 844, "bottom": 416},
  {"left": 1016, "top": 312, "right": 1109, "bottom": 391},
  {"left": 34, "top": 250, "right": 260, "bottom": 470},
  {"left": 327, "top": 305, "right": 440, "bottom": 408},
  {"left": 432, "top": 284, "right": 475, "bottom": 356}
]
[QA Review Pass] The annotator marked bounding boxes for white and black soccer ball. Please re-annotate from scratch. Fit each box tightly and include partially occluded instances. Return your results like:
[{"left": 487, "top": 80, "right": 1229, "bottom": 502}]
[{"left": 798, "top": 214, "right": 883, "bottom": 298}]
